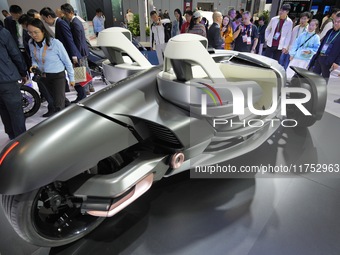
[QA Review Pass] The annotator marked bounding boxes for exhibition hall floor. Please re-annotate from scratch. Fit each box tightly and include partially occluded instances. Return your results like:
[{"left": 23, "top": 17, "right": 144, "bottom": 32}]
[{"left": 1, "top": 77, "right": 340, "bottom": 255}]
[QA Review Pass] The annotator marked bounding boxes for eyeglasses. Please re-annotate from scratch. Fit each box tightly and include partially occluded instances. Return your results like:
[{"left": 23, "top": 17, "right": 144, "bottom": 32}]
[{"left": 28, "top": 31, "right": 42, "bottom": 36}]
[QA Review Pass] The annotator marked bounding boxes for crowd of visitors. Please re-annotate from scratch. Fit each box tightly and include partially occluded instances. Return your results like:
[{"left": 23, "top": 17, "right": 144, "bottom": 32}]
[
  {"left": 149, "top": 5, "right": 340, "bottom": 84},
  {"left": 0, "top": 3, "right": 101, "bottom": 140},
  {"left": 1, "top": 3, "right": 340, "bottom": 140}
]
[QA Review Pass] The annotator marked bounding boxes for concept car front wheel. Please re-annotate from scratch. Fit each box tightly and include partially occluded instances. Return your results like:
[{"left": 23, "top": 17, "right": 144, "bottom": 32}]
[{"left": 1, "top": 182, "right": 105, "bottom": 247}]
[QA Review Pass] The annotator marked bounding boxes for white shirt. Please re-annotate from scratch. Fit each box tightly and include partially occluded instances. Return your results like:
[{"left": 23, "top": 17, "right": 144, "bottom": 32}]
[
  {"left": 265, "top": 16, "right": 293, "bottom": 50},
  {"left": 150, "top": 18, "right": 170, "bottom": 47},
  {"left": 319, "top": 20, "right": 333, "bottom": 40}
]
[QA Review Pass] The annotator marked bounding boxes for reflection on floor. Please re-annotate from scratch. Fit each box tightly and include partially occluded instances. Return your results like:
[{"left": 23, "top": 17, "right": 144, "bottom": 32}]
[{"left": 1, "top": 76, "right": 340, "bottom": 255}]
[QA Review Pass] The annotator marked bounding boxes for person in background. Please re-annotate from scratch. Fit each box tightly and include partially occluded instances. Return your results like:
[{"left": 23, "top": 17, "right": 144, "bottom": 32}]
[
  {"left": 221, "top": 15, "right": 233, "bottom": 50},
  {"left": 172, "top": 8, "right": 184, "bottom": 37},
  {"left": 150, "top": 10, "right": 171, "bottom": 64},
  {"left": 321, "top": 12, "right": 330, "bottom": 28},
  {"left": 6, "top": 5, "right": 31, "bottom": 69},
  {"left": 280, "top": 11, "right": 310, "bottom": 70},
  {"left": 232, "top": 13, "right": 242, "bottom": 32},
  {"left": 187, "top": 11, "right": 206, "bottom": 37},
  {"left": 93, "top": 8, "right": 105, "bottom": 36},
  {"left": 201, "top": 17, "right": 209, "bottom": 35},
  {"left": 208, "top": 11, "right": 224, "bottom": 49},
  {"left": 27, "top": 19, "right": 75, "bottom": 116},
  {"left": 0, "top": 25, "right": 27, "bottom": 139},
  {"left": 265, "top": 4, "right": 293, "bottom": 62},
  {"left": 319, "top": 8, "right": 339, "bottom": 40},
  {"left": 18, "top": 13, "right": 55, "bottom": 116},
  {"left": 233, "top": 11, "right": 259, "bottom": 53},
  {"left": 287, "top": 19, "right": 320, "bottom": 79},
  {"left": 55, "top": 8, "right": 69, "bottom": 24},
  {"left": 228, "top": 8, "right": 237, "bottom": 31},
  {"left": 27, "top": 9, "right": 40, "bottom": 19},
  {"left": 2, "top": 9, "right": 10, "bottom": 17},
  {"left": 40, "top": 7, "right": 81, "bottom": 110},
  {"left": 158, "top": 9, "right": 163, "bottom": 19},
  {"left": 125, "top": 9, "right": 134, "bottom": 24},
  {"left": 163, "top": 10, "right": 170, "bottom": 19},
  {"left": 61, "top": 3, "right": 95, "bottom": 102},
  {"left": 181, "top": 10, "right": 192, "bottom": 33},
  {"left": 2, "top": 10, "right": 11, "bottom": 28},
  {"left": 309, "top": 12, "right": 340, "bottom": 83},
  {"left": 256, "top": 16, "right": 267, "bottom": 55}
]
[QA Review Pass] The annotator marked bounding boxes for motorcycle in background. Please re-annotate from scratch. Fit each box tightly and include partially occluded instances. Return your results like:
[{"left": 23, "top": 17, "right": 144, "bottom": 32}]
[{"left": 20, "top": 81, "right": 41, "bottom": 118}]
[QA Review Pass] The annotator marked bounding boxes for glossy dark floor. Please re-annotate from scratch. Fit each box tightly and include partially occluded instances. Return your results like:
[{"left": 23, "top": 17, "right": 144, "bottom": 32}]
[{"left": 1, "top": 78, "right": 340, "bottom": 255}]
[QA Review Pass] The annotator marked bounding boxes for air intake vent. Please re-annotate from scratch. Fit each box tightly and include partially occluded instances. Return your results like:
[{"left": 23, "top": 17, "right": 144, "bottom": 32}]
[{"left": 144, "top": 121, "right": 183, "bottom": 149}]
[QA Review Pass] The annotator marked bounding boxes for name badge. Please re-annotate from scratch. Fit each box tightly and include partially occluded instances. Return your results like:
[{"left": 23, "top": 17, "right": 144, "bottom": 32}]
[
  {"left": 321, "top": 44, "right": 329, "bottom": 54},
  {"left": 247, "top": 37, "right": 252, "bottom": 45},
  {"left": 273, "top": 32, "right": 281, "bottom": 40},
  {"left": 242, "top": 35, "right": 248, "bottom": 43}
]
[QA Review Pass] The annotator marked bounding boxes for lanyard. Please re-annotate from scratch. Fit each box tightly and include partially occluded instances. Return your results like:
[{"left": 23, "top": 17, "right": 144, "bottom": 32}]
[
  {"left": 33, "top": 43, "right": 48, "bottom": 71},
  {"left": 275, "top": 18, "right": 286, "bottom": 34},
  {"left": 325, "top": 30, "right": 340, "bottom": 45},
  {"left": 242, "top": 24, "right": 252, "bottom": 37},
  {"left": 296, "top": 25, "right": 307, "bottom": 39}
]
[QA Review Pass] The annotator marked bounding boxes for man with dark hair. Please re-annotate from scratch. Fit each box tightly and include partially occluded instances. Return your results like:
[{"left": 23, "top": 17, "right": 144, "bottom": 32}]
[
  {"left": 93, "top": 8, "right": 105, "bottom": 36},
  {"left": 280, "top": 11, "right": 310, "bottom": 69},
  {"left": 265, "top": 4, "right": 293, "bottom": 62},
  {"left": 319, "top": 8, "right": 340, "bottom": 40},
  {"left": 150, "top": 10, "right": 171, "bottom": 64},
  {"left": 309, "top": 12, "right": 340, "bottom": 83},
  {"left": 27, "top": 9, "right": 40, "bottom": 19},
  {"left": 61, "top": 3, "right": 94, "bottom": 101},
  {"left": 40, "top": 7, "right": 81, "bottom": 112},
  {"left": 6, "top": 5, "right": 31, "bottom": 69},
  {"left": 0, "top": 26, "right": 27, "bottom": 139},
  {"left": 256, "top": 16, "right": 267, "bottom": 55},
  {"left": 40, "top": 7, "right": 81, "bottom": 62},
  {"left": 18, "top": 14, "right": 32, "bottom": 29}
]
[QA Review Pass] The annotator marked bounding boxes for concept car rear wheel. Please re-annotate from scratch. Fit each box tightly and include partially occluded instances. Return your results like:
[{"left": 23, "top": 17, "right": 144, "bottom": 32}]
[
  {"left": 1, "top": 182, "right": 105, "bottom": 247},
  {"left": 287, "top": 75, "right": 316, "bottom": 127}
]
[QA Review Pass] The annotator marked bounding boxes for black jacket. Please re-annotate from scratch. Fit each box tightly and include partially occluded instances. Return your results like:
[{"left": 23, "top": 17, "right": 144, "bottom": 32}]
[
  {"left": 208, "top": 23, "right": 224, "bottom": 49},
  {"left": 69, "top": 17, "right": 89, "bottom": 58},
  {"left": 0, "top": 26, "right": 27, "bottom": 83},
  {"left": 309, "top": 28, "right": 340, "bottom": 68},
  {"left": 55, "top": 18, "right": 82, "bottom": 60},
  {"left": 4, "top": 15, "right": 30, "bottom": 53}
]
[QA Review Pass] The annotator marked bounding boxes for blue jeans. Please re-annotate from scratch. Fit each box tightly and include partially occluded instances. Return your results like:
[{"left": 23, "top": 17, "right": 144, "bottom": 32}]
[
  {"left": 279, "top": 53, "right": 290, "bottom": 70},
  {"left": 0, "top": 81, "right": 26, "bottom": 139}
]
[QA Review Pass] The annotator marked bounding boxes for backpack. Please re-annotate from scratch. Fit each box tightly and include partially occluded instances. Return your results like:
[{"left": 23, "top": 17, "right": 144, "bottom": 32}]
[{"left": 163, "top": 22, "right": 172, "bottom": 43}]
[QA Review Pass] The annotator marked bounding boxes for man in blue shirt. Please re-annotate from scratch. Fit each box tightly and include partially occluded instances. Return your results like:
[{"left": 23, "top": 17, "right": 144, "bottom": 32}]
[{"left": 93, "top": 8, "right": 105, "bottom": 36}]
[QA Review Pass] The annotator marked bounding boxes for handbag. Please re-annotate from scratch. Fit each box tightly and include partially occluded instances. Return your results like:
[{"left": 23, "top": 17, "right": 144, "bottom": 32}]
[
  {"left": 74, "top": 66, "right": 87, "bottom": 83},
  {"left": 79, "top": 71, "right": 92, "bottom": 87}
]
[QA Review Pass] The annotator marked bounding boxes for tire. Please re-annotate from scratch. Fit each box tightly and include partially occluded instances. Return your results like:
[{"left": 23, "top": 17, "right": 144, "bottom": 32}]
[
  {"left": 1, "top": 182, "right": 105, "bottom": 247},
  {"left": 21, "top": 85, "right": 41, "bottom": 118},
  {"left": 286, "top": 75, "right": 316, "bottom": 127}
]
